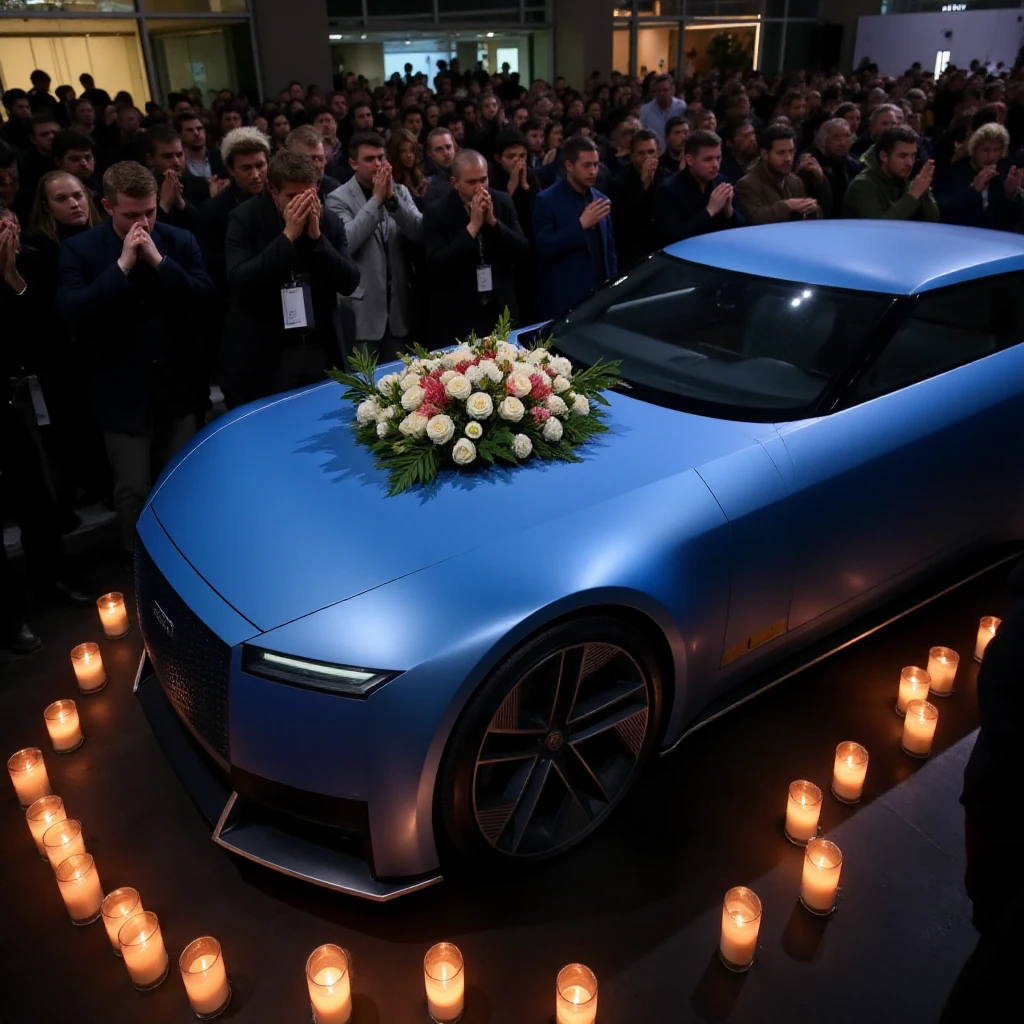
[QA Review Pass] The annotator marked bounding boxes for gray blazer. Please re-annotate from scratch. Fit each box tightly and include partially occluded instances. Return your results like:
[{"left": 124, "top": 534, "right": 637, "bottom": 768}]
[{"left": 325, "top": 177, "right": 423, "bottom": 341}]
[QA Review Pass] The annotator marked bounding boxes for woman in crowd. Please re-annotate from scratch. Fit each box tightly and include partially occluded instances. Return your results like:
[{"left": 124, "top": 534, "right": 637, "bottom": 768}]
[
  {"left": 834, "top": 101, "right": 862, "bottom": 137},
  {"left": 542, "top": 120, "right": 564, "bottom": 164},
  {"left": 269, "top": 109, "right": 291, "bottom": 152},
  {"left": 388, "top": 127, "right": 427, "bottom": 205}
]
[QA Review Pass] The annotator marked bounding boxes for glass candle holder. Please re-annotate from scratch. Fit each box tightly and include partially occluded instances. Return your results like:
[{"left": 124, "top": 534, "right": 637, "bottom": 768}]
[
  {"left": 800, "top": 838, "right": 842, "bottom": 915},
  {"left": 926, "top": 647, "right": 959, "bottom": 697},
  {"left": 974, "top": 616, "right": 1001, "bottom": 662},
  {"left": 71, "top": 642, "right": 107, "bottom": 694},
  {"left": 831, "top": 742, "right": 869, "bottom": 804},
  {"left": 101, "top": 887, "right": 144, "bottom": 957},
  {"left": 306, "top": 944, "right": 352, "bottom": 1024},
  {"left": 43, "top": 818, "right": 86, "bottom": 872},
  {"left": 119, "top": 911, "right": 169, "bottom": 990},
  {"left": 424, "top": 942, "right": 464, "bottom": 1023},
  {"left": 719, "top": 886, "right": 761, "bottom": 972},
  {"left": 784, "top": 780, "right": 822, "bottom": 845},
  {"left": 26, "top": 795, "right": 66, "bottom": 858},
  {"left": 56, "top": 852, "right": 104, "bottom": 925},
  {"left": 43, "top": 699, "right": 84, "bottom": 754},
  {"left": 8, "top": 747, "right": 51, "bottom": 807},
  {"left": 902, "top": 699, "right": 939, "bottom": 758},
  {"left": 556, "top": 963, "right": 598, "bottom": 1024},
  {"left": 97, "top": 592, "right": 130, "bottom": 639},
  {"left": 180, "top": 936, "right": 232, "bottom": 1019},
  {"left": 896, "top": 666, "right": 931, "bottom": 716}
]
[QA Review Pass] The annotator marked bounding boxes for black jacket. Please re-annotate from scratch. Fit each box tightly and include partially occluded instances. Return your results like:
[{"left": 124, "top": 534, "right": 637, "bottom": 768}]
[
  {"left": 935, "top": 159, "right": 1024, "bottom": 232},
  {"left": 221, "top": 189, "right": 360, "bottom": 405},
  {"left": 423, "top": 187, "right": 530, "bottom": 346},
  {"left": 56, "top": 219, "right": 214, "bottom": 433},
  {"left": 654, "top": 169, "right": 744, "bottom": 245},
  {"left": 488, "top": 163, "right": 541, "bottom": 323},
  {"left": 806, "top": 145, "right": 862, "bottom": 218},
  {"left": 200, "top": 181, "right": 255, "bottom": 288},
  {"left": 608, "top": 162, "right": 672, "bottom": 267}
]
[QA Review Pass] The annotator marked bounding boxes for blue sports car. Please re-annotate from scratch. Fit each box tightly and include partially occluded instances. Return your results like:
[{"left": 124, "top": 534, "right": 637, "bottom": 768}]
[{"left": 134, "top": 221, "right": 1024, "bottom": 900}]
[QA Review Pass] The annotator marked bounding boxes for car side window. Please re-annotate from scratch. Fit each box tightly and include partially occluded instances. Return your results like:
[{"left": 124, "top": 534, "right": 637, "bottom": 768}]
[{"left": 851, "top": 276, "right": 1023, "bottom": 402}]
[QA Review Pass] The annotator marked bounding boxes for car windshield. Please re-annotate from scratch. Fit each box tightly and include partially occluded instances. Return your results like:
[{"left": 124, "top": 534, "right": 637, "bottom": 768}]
[{"left": 546, "top": 254, "right": 893, "bottom": 418}]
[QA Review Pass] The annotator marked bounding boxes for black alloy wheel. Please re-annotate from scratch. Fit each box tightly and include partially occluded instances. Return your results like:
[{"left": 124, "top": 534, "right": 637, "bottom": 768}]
[{"left": 439, "top": 616, "right": 662, "bottom": 866}]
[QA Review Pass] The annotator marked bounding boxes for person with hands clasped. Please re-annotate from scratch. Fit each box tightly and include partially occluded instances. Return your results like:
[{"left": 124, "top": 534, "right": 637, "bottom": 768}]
[
  {"left": 222, "top": 149, "right": 360, "bottom": 408},
  {"left": 654, "top": 129, "right": 744, "bottom": 245},
  {"left": 843, "top": 126, "right": 939, "bottom": 221},
  {"left": 143, "top": 124, "right": 208, "bottom": 235},
  {"left": 57, "top": 161, "right": 214, "bottom": 553},
  {"left": 533, "top": 135, "right": 618, "bottom": 322},
  {"left": 935, "top": 122, "right": 1024, "bottom": 232},
  {"left": 326, "top": 131, "right": 422, "bottom": 361},
  {"left": 608, "top": 128, "right": 673, "bottom": 267}
]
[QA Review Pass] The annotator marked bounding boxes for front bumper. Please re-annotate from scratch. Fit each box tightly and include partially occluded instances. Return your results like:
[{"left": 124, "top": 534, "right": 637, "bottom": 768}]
[{"left": 133, "top": 508, "right": 443, "bottom": 901}]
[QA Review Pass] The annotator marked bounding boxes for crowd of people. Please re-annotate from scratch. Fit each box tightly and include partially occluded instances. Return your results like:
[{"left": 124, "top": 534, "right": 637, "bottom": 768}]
[{"left": 3, "top": 56, "right": 1024, "bottom": 651}]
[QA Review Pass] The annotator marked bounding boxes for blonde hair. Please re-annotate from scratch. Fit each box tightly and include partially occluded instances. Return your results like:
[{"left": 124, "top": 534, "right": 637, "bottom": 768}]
[
  {"left": 30, "top": 170, "right": 103, "bottom": 240},
  {"left": 967, "top": 121, "right": 1010, "bottom": 160},
  {"left": 220, "top": 126, "right": 270, "bottom": 168}
]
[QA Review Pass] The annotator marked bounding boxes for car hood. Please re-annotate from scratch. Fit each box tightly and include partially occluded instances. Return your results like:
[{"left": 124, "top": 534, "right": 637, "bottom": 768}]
[{"left": 150, "top": 382, "right": 766, "bottom": 631}]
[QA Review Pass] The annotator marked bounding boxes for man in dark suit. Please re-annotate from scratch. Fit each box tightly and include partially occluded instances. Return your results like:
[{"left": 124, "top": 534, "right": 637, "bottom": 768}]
[
  {"left": 608, "top": 128, "right": 671, "bottom": 268},
  {"left": 654, "top": 129, "right": 743, "bottom": 245},
  {"left": 57, "top": 161, "right": 214, "bottom": 551},
  {"left": 175, "top": 111, "right": 228, "bottom": 193},
  {"left": 424, "top": 149, "right": 529, "bottom": 346},
  {"left": 143, "top": 124, "right": 206, "bottom": 235},
  {"left": 533, "top": 135, "right": 618, "bottom": 323},
  {"left": 221, "top": 150, "right": 359, "bottom": 408}
]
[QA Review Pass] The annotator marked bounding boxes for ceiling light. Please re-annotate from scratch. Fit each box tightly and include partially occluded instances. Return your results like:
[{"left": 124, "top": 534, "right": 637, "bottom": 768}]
[
  {"left": 329, "top": 34, "right": 342, "bottom": 40},
  {"left": 486, "top": 31, "right": 495, "bottom": 37},
  {"left": 361, "top": 33, "right": 367, "bottom": 39}
]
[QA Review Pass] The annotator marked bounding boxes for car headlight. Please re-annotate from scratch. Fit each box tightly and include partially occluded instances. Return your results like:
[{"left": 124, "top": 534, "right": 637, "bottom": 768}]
[{"left": 242, "top": 646, "right": 397, "bottom": 698}]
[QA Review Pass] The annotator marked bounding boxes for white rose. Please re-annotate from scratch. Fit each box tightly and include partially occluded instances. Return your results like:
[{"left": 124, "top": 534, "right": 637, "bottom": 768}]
[
  {"left": 376, "top": 421, "right": 390, "bottom": 438},
  {"left": 573, "top": 395, "right": 590, "bottom": 416},
  {"left": 498, "top": 397, "right": 525, "bottom": 422},
  {"left": 379, "top": 405, "right": 396, "bottom": 420},
  {"left": 401, "top": 385, "right": 425, "bottom": 410},
  {"left": 377, "top": 373, "right": 400, "bottom": 394},
  {"left": 548, "top": 356, "right": 572, "bottom": 377},
  {"left": 546, "top": 395, "right": 568, "bottom": 416},
  {"left": 426, "top": 414, "right": 455, "bottom": 445},
  {"left": 452, "top": 437, "right": 477, "bottom": 465},
  {"left": 526, "top": 348, "right": 548, "bottom": 364},
  {"left": 512, "top": 433, "right": 533, "bottom": 458},
  {"left": 445, "top": 374, "right": 473, "bottom": 400},
  {"left": 465, "top": 421, "right": 483, "bottom": 440},
  {"left": 356, "top": 399, "right": 379, "bottom": 425},
  {"left": 440, "top": 369, "right": 457, "bottom": 385},
  {"left": 567, "top": 391, "right": 577, "bottom": 403},
  {"left": 466, "top": 392, "right": 494, "bottom": 420},
  {"left": 398, "top": 412, "right": 428, "bottom": 437},
  {"left": 543, "top": 417, "right": 564, "bottom": 442},
  {"left": 452, "top": 347, "right": 474, "bottom": 364},
  {"left": 485, "top": 364, "right": 503, "bottom": 383},
  {"left": 508, "top": 374, "right": 532, "bottom": 398},
  {"left": 495, "top": 343, "right": 519, "bottom": 365},
  {"left": 552, "top": 375, "right": 570, "bottom": 394},
  {"left": 465, "top": 364, "right": 485, "bottom": 384},
  {"left": 400, "top": 374, "right": 422, "bottom": 392}
]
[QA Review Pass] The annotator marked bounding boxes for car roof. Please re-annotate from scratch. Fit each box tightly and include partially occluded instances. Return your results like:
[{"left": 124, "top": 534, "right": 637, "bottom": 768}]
[{"left": 663, "top": 221, "right": 1024, "bottom": 296}]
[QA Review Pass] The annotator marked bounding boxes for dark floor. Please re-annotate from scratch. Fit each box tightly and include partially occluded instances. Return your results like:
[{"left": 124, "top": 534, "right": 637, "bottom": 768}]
[{"left": 0, "top": 552, "right": 1008, "bottom": 1024}]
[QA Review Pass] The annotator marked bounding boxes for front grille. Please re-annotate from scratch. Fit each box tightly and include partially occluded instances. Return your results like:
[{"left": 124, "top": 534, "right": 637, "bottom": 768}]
[{"left": 134, "top": 541, "right": 232, "bottom": 762}]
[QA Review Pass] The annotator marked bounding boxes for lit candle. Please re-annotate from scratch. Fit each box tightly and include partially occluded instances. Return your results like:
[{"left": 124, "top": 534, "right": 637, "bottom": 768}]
[
  {"left": 43, "top": 699, "right": 84, "bottom": 753},
  {"left": 43, "top": 818, "right": 86, "bottom": 872},
  {"left": 180, "top": 936, "right": 232, "bottom": 1018},
  {"left": 831, "top": 742, "right": 869, "bottom": 804},
  {"left": 424, "top": 942, "right": 464, "bottom": 1023},
  {"left": 7, "top": 747, "right": 51, "bottom": 807},
  {"left": 26, "top": 795, "right": 66, "bottom": 857},
  {"left": 101, "top": 887, "right": 143, "bottom": 957},
  {"left": 784, "top": 780, "right": 822, "bottom": 845},
  {"left": 926, "top": 647, "right": 959, "bottom": 697},
  {"left": 306, "top": 944, "right": 352, "bottom": 1024},
  {"left": 719, "top": 886, "right": 762, "bottom": 972},
  {"left": 56, "top": 853, "right": 104, "bottom": 925},
  {"left": 70, "top": 643, "right": 107, "bottom": 694},
  {"left": 800, "top": 838, "right": 842, "bottom": 915},
  {"left": 119, "top": 911, "right": 169, "bottom": 990},
  {"left": 896, "top": 665, "right": 931, "bottom": 716},
  {"left": 902, "top": 699, "right": 939, "bottom": 758},
  {"left": 974, "top": 616, "right": 1001, "bottom": 662},
  {"left": 556, "top": 964, "right": 598, "bottom": 1024},
  {"left": 97, "top": 592, "right": 130, "bottom": 639}
]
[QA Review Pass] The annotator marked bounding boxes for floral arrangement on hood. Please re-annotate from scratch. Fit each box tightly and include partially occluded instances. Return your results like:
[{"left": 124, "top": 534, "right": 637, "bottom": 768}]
[{"left": 328, "top": 309, "right": 621, "bottom": 496}]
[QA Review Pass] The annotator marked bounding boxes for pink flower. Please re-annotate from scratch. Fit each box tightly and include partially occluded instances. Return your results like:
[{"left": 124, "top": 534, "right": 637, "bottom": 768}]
[
  {"left": 419, "top": 402, "right": 440, "bottom": 420},
  {"left": 530, "top": 406, "right": 551, "bottom": 422},
  {"left": 530, "top": 373, "right": 552, "bottom": 400},
  {"left": 422, "top": 377, "right": 449, "bottom": 407}
]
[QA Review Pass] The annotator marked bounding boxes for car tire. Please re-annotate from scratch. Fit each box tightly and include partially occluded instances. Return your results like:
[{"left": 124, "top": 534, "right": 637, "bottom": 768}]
[{"left": 438, "top": 615, "right": 663, "bottom": 868}]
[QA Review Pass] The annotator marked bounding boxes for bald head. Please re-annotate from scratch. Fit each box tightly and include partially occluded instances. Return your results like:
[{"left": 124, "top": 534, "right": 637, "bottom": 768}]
[{"left": 451, "top": 148, "right": 488, "bottom": 203}]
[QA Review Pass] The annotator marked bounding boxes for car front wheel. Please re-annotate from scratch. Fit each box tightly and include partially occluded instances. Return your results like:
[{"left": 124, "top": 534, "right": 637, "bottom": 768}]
[{"left": 439, "top": 616, "right": 663, "bottom": 866}]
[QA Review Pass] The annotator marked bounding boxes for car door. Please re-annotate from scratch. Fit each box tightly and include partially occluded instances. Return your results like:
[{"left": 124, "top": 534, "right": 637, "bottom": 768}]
[{"left": 781, "top": 274, "right": 1024, "bottom": 632}]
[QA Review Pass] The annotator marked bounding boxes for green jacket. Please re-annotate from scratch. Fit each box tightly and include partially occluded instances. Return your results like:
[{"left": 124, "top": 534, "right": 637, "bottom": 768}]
[{"left": 842, "top": 145, "right": 939, "bottom": 222}]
